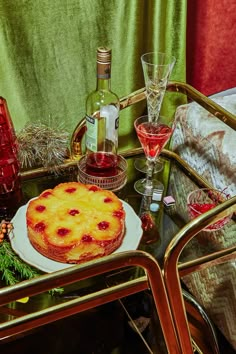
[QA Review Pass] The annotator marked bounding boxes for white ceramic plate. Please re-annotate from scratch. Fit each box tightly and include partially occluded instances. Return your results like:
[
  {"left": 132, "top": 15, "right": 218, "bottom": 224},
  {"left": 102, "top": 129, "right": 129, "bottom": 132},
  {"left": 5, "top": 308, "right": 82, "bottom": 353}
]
[{"left": 10, "top": 199, "right": 143, "bottom": 273}]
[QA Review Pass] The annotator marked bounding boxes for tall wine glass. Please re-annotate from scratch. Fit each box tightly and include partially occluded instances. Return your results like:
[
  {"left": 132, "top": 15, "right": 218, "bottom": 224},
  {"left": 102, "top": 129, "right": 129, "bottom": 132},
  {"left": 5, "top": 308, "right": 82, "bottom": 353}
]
[
  {"left": 135, "top": 52, "right": 176, "bottom": 173},
  {"left": 134, "top": 115, "right": 174, "bottom": 196}
]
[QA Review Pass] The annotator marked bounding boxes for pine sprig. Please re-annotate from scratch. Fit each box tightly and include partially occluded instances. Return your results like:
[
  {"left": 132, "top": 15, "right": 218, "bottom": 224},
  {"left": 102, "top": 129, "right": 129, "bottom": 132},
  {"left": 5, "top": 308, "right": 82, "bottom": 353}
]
[
  {"left": 0, "top": 240, "right": 41, "bottom": 284},
  {"left": 0, "top": 240, "right": 63, "bottom": 295},
  {"left": 1, "top": 268, "right": 16, "bottom": 286}
]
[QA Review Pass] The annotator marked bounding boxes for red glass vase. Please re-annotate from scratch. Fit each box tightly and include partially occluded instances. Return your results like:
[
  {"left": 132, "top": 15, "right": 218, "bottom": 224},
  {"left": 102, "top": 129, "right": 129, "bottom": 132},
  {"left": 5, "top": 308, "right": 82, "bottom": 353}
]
[{"left": 0, "top": 97, "right": 23, "bottom": 219}]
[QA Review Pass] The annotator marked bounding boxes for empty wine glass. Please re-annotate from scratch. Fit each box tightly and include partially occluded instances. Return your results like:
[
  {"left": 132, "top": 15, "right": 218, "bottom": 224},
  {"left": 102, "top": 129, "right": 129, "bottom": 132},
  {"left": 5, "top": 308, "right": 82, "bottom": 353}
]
[
  {"left": 135, "top": 51, "right": 176, "bottom": 174},
  {"left": 134, "top": 115, "right": 175, "bottom": 196}
]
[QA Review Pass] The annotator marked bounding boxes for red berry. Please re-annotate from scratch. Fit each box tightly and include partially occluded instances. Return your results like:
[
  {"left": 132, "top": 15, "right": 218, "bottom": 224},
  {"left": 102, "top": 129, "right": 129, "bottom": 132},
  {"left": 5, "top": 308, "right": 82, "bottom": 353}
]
[
  {"left": 113, "top": 210, "right": 124, "bottom": 218},
  {"left": 41, "top": 191, "right": 52, "bottom": 198},
  {"left": 35, "top": 222, "right": 46, "bottom": 232},
  {"left": 57, "top": 228, "right": 70, "bottom": 236},
  {"left": 104, "top": 197, "right": 112, "bottom": 203},
  {"left": 89, "top": 186, "right": 99, "bottom": 192},
  {"left": 82, "top": 235, "right": 93, "bottom": 242},
  {"left": 98, "top": 221, "right": 109, "bottom": 230},
  {"left": 36, "top": 205, "right": 46, "bottom": 212},
  {"left": 65, "top": 188, "right": 76, "bottom": 193},
  {"left": 69, "top": 209, "right": 79, "bottom": 216}
]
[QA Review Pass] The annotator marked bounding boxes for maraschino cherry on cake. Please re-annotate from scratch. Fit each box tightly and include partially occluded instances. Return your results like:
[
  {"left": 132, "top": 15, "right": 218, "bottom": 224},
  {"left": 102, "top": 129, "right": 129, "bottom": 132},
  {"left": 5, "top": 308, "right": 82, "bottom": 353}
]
[{"left": 26, "top": 182, "right": 126, "bottom": 264}]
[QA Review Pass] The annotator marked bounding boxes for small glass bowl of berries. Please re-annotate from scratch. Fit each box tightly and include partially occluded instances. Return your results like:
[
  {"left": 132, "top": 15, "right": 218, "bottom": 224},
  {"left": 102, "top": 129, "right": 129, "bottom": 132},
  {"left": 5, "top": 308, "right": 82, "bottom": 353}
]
[{"left": 187, "top": 188, "right": 232, "bottom": 232}]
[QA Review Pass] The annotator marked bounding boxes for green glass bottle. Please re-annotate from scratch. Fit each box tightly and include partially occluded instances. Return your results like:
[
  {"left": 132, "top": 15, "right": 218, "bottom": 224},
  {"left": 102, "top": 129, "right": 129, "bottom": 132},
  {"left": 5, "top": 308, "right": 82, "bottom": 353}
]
[{"left": 85, "top": 47, "right": 120, "bottom": 177}]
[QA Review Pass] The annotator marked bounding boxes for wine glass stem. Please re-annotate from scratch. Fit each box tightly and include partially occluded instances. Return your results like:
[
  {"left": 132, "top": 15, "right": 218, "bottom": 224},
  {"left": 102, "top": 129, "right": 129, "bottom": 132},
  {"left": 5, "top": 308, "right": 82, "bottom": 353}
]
[{"left": 145, "top": 159, "right": 155, "bottom": 192}]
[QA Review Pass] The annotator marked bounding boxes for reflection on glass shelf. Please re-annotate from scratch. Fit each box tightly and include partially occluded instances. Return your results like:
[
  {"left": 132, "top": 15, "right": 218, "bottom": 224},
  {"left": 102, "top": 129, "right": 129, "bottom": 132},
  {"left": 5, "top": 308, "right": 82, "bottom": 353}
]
[{"left": 106, "top": 269, "right": 168, "bottom": 354}]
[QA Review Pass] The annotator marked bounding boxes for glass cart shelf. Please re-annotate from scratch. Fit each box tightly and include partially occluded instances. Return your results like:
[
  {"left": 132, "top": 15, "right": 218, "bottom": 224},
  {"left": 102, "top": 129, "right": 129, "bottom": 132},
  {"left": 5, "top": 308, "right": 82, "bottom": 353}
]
[{"left": 1, "top": 82, "right": 235, "bottom": 354}]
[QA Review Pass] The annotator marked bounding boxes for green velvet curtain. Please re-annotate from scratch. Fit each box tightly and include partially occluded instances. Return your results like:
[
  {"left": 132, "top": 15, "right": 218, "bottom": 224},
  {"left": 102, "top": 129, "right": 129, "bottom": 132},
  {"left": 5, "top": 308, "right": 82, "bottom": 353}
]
[{"left": 0, "top": 0, "right": 186, "bottom": 152}]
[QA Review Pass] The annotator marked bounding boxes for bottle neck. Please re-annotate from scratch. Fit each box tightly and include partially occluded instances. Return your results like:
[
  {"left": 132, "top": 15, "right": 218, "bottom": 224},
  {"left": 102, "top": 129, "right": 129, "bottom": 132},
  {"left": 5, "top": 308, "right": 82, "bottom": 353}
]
[{"left": 96, "top": 62, "right": 111, "bottom": 90}]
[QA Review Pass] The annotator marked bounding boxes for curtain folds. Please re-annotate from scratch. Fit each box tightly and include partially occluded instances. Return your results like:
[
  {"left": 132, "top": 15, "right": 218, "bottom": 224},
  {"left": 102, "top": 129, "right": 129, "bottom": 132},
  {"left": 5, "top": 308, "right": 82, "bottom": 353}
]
[
  {"left": 187, "top": 0, "right": 236, "bottom": 96},
  {"left": 0, "top": 0, "right": 186, "bottom": 151}
]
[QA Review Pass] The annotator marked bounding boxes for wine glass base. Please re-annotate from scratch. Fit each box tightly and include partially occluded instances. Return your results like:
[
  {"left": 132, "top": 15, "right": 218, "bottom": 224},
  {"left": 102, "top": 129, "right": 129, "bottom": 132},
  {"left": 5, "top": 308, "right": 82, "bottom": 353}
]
[
  {"left": 134, "top": 178, "right": 164, "bottom": 196},
  {"left": 134, "top": 157, "right": 164, "bottom": 174}
]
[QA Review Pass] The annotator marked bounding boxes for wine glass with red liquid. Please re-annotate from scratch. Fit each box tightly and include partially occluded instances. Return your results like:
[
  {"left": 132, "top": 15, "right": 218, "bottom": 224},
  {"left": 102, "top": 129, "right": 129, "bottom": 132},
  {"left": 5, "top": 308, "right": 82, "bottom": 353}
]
[
  {"left": 134, "top": 51, "right": 176, "bottom": 174},
  {"left": 187, "top": 188, "right": 232, "bottom": 231},
  {"left": 134, "top": 115, "right": 174, "bottom": 196}
]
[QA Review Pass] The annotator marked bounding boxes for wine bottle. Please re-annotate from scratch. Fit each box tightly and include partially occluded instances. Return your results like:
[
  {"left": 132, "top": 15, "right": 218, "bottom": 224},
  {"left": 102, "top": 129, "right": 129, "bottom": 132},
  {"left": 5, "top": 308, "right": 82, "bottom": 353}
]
[
  {"left": 85, "top": 47, "right": 120, "bottom": 177},
  {"left": 0, "top": 97, "right": 23, "bottom": 219}
]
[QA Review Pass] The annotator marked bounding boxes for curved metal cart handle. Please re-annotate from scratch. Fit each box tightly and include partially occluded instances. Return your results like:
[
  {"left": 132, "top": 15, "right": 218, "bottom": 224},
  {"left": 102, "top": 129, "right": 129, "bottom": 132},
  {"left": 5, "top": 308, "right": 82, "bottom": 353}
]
[
  {"left": 164, "top": 195, "right": 236, "bottom": 354},
  {"left": 0, "top": 249, "right": 181, "bottom": 353}
]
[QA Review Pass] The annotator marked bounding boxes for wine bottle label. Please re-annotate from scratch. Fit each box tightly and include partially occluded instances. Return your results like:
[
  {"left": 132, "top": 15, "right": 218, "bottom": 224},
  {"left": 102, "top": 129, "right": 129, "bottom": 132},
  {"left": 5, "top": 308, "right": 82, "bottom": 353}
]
[
  {"left": 86, "top": 105, "right": 119, "bottom": 153},
  {"left": 97, "top": 62, "right": 111, "bottom": 79},
  {"left": 100, "top": 105, "right": 119, "bottom": 142},
  {"left": 86, "top": 115, "right": 106, "bottom": 152}
]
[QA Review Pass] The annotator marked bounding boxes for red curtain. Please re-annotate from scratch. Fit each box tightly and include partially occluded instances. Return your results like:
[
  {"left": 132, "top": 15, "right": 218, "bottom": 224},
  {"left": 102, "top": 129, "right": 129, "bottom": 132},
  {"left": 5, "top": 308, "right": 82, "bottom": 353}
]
[{"left": 187, "top": 0, "right": 236, "bottom": 96}]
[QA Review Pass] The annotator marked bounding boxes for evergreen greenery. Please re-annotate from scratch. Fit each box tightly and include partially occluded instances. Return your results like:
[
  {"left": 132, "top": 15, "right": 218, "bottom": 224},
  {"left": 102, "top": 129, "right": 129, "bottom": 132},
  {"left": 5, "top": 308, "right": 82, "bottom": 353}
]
[{"left": 0, "top": 240, "right": 63, "bottom": 295}]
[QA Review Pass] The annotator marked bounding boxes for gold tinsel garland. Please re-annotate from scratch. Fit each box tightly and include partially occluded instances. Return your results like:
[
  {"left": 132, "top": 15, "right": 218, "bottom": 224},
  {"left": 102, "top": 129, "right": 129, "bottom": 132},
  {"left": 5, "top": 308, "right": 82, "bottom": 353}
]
[{"left": 17, "top": 120, "right": 70, "bottom": 171}]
